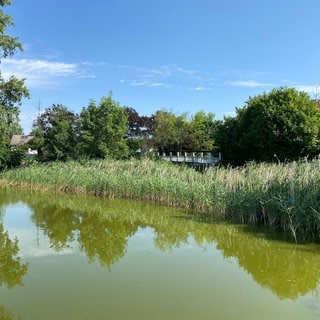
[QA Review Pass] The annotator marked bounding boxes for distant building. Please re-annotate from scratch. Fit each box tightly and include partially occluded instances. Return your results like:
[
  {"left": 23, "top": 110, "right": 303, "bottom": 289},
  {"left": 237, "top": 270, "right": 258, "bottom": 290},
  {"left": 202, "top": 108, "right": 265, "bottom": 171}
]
[
  {"left": 10, "top": 135, "right": 38, "bottom": 157},
  {"left": 10, "top": 134, "right": 35, "bottom": 146}
]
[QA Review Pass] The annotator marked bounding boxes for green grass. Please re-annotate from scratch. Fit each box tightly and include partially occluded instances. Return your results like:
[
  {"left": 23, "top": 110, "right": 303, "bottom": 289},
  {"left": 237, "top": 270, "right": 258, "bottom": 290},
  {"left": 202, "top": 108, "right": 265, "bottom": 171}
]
[{"left": 1, "top": 158, "right": 320, "bottom": 239}]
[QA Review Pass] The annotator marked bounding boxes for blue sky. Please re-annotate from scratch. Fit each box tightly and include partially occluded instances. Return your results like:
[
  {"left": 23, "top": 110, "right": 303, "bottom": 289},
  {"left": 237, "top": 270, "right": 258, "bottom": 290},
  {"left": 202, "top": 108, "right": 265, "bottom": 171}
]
[{"left": 3, "top": 0, "right": 320, "bottom": 133}]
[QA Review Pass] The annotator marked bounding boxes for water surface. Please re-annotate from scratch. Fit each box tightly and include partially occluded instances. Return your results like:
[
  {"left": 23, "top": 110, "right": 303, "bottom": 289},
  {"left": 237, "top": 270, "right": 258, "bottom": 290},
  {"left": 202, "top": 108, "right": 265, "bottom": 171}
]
[{"left": 0, "top": 187, "right": 319, "bottom": 320}]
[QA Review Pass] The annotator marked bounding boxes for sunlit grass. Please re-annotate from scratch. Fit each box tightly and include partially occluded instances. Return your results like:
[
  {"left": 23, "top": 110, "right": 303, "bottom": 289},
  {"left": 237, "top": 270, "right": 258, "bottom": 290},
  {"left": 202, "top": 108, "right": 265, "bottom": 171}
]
[{"left": 1, "top": 158, "right": 320, "bottom": 239}]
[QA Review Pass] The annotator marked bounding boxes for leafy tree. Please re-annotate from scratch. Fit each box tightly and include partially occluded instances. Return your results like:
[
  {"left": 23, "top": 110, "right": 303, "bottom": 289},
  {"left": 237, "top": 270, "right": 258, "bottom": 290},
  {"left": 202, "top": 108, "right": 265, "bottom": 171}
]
[
  {"left": 215, "top": 117, "right": 243, "bottom": 165},
  {"left": 78, "top": 94, "right": 129, "bottom": 159},
  {"left": 32, "top": 104, "right": 79, "bottom": 161},
  {"left": 216, "top": 87, "right": 320, "bottom": 166},
  {"left": 0, "top": 0, "right": 22, "bottom": 59},
  {"left": 125, "top": 107, "right": 154, "bottom": 138},
  {"left": 0, "top": 1, "right": 29, "bottom": 170},
  {"left": 153, "top": 109, "right": 218, "bottom": 153},
  {"left": 125, "top": 107, "right": 154, "bottom": 153},
  {"left": 153, "top": 110, "right": 191, "bottom": 153},
  {"left": 189, "top": 110, "right": 216, "bottom": 150}
]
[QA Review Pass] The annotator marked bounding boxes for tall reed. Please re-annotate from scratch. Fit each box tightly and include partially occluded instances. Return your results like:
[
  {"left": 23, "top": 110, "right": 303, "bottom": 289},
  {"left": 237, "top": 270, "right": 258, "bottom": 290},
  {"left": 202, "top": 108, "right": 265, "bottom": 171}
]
[{"left": 1, "top": 158, "right": 320, "bottom": 239}]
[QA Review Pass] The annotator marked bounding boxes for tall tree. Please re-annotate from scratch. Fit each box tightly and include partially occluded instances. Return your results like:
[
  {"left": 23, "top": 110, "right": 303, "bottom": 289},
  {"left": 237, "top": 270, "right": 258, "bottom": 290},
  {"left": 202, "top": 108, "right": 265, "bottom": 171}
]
[
  {"left": 189, "top": 110, "right": 216, "bottom": 150},
  {"left": 153, "top": 110, "right": 191, "bottom": 153},
  {"left": 216, "top": 87, "right": 320, "bottom": 166},
  {"left": 78, "top": 94, "right": 129, "bottom": 159},
  {"left": 0, "top": 0, "right": 29, "bottom": 169},
  {"left": 153, "top": 109, "right": 218, "bottom": 153},
  {"left": 125, "top": 107, "right": 154, "bottom": 153},
  {"left": 125, "top": 107, "right": 154, "bottom": 138},
  {"left": 32, "top": 104, "right": 79, "bottom": 161}
]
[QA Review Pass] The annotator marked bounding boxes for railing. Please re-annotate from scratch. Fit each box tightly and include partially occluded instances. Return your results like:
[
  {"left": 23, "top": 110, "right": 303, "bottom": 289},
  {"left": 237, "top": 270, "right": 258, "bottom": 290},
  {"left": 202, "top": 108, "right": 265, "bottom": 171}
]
[{"left": 160, "top": 151, "right": 221, "bottom": 166}]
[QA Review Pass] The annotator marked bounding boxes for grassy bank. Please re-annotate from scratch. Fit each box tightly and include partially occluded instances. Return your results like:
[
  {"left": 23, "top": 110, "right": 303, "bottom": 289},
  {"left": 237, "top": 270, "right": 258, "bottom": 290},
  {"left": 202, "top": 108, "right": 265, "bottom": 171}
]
[{"left": 1, "top": 158, "right": 320, "bottom": 239}]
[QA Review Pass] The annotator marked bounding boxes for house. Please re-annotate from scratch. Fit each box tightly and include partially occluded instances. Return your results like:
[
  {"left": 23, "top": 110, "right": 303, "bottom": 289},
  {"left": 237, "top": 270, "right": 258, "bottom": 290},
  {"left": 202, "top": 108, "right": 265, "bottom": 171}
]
[
  {"left": 10, "top": 135, "right": 38, "bottom": 157},
  {"left": 10, "top": 134, "right": 35, "bottom": 146}
]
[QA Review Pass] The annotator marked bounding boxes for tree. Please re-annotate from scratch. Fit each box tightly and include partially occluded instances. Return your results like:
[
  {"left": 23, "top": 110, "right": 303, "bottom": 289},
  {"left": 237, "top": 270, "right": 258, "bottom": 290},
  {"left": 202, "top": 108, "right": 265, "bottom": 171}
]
[
  {"left": 153, "top": 110, "right": 191, "bottom": 153},
  {"left": 153, "top": 109, "right": 218, "bottom": 153},
  {"left": 216, "top": 87, "right": 320, "bottom": 166},
  {"left": 125, "top": 107, "right": 154, "bottom": 153},
  {"left": 32, "top": 104, "right": 79, "bottom": 161},
  {"left": 125, "top": 107, "right": 154, "bottom": 138},
  {"left": 215, "top": 117, "right": 243, "bottom": 165},
  {"left": 0, "top": 1, "right": 29, "bottom": 170},
  {"left": 189, "top": 110, "right": 217, "bottom": 150},
  {"left": 78, "top": 94, "right": 129, "bottom": 159}
]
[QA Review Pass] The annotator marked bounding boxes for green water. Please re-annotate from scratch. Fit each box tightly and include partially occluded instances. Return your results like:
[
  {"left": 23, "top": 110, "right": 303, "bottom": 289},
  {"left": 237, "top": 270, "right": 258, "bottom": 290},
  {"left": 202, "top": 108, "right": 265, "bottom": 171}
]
[{"left": 0, "top": 187, "right": 319, "bottom": 320}]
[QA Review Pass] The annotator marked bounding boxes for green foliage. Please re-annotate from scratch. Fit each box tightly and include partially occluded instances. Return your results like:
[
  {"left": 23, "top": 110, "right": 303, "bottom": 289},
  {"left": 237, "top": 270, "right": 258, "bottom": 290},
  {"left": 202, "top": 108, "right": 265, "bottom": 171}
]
[
  {"left": 126, "top": 138, "right": 143, "bottom": 155},
  {"left": 6, "top": 145, "right": 25, "bottom": 168},
  {"left": 125, "top": 107, "right": 154, "bottom": 138},
  {"left": 125, "top": 107, "right": 154, "bottom": 153},
  {"left": 216, "top": 87, "right": 320, "bottom": 166},
  {"left": 0, "top": 1, "right": 22, "bottom": 59},
  {"left": 153, "top": 110, "right": 181, "bottom": 152},
  {"left": 0, "top": 2, "right": 29, "bottom": 170},
  {"left": 32, "top": 104, "right": 79, "bottom": 161},
  {"left": 153, "top": 109, "right": 217, "bottom": 153},
  {"left": 78, "top": 94, "right": 129, "bottom": 159},
  {"left": 189, "top": 110, "right": 216, "bottom": 150}
]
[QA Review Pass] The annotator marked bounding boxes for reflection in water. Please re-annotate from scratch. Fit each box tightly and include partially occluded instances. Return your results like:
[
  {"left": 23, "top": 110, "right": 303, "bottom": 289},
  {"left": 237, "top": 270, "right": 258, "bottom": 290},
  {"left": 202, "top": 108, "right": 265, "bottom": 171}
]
[
  {"left": 153, "top": 219, "right": 320, "bottom": 301},
  {"left": 0, "top": 224, "right": 28, "bottom": 288},
  {"left": 1, "top": 187, "right": 320, "bottom": 303},
  {"left": 0, "top": 202, "right": 27, "bottom": 320},
  {"left": 0, "top": 305, "right": 21, "bottom": 320},
  {"left": 215, "top": 226, "right": 320, "bottom": 300}
]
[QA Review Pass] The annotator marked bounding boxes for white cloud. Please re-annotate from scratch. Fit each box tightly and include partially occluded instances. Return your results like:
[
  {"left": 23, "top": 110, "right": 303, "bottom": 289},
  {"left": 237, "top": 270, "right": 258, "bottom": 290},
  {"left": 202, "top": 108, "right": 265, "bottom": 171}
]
[
  {"left": 148, "top": 82, "right": 166, "bottom": 87},
  {"left": 1, "top": 58, "right": 81, "bottom": 88},
  {"left": 130, "top": 80, "right": 149, "bottom": 87},
  {"left": 226, "top": 80, "right": 272, "bottom": 88},
  {"left": 81, "top": 61, "right": 107, "bottom": 67},
  {"left": 121, "top": 64, "right": 275, "bottom": 93},
  {"left": 130, "top": 80, "right": 167, "bottom": 88},
  {"left": 189, "top": 86, "right": 207, "bottom": 91},
  {"left": 121, "top": 64, "right": 196, "bottom": 79},
  {"left": 295, "top": 85, "right": 320, "bottom": 95},
  {"left": 8, "top": 228, "right": 76, "bottom": 259}
]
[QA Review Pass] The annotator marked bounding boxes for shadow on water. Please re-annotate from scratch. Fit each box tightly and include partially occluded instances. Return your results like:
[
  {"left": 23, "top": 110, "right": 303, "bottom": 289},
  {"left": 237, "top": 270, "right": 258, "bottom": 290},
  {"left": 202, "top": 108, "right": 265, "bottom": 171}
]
[{"left": 1, "top": 186, "right": 320, "bottom": 312}]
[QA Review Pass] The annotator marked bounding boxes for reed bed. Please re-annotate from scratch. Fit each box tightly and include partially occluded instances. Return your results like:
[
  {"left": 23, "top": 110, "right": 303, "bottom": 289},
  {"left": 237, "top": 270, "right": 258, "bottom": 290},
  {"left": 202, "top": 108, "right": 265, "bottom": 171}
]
[{"left": 1, "top": 158, "right": 320, "bottom": 239}]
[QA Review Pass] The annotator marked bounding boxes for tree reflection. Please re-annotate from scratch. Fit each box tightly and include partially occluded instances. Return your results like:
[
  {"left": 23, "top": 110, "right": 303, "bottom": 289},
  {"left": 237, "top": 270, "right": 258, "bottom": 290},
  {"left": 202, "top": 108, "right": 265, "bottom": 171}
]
[
  {"left": 0, "top": 224, "right": 28, "bottom": 288},
  {"left": 0, "top": 305, "right": 21, "bottom": 320},
  {"left": 78, "top": 213, "right": 138, "bottom": 268},
  {"left": 1, "top": 187, "right": 320, "bottom": 300},
  {"left": 29, "top": 197, "right": 140, "bottom": 268},
  {"left": 214, "top": 225, "right": 320, "bottom": 300},
  {"left": 30, "top": 204, "right": 82, "bottom": 250}
]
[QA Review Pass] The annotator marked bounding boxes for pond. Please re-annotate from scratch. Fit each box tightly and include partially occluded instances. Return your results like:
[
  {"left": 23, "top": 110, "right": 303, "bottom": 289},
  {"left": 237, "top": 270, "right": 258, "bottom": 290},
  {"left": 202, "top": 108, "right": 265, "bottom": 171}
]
[{"left": 0, "top": 187, "right": 320, "bottom": 320}]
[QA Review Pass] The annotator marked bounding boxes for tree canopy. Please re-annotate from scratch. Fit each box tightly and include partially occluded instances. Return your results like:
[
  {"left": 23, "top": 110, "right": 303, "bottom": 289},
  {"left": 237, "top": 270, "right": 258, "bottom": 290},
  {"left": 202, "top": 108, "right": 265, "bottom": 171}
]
[
  {"left": 32, "top": 104, "right": 79, "bottom": 161},
  {"left": 153, "top": 109, "right": 217, "bottom": 153},
  {"left": 216, "top": 87, "right": 320, "bottom": 166},
  {"left": 0, "top": 0, "right": 29, "bottom": 170},
  {"left": 77, "top": 94, "right": 129, "bottom": 159}
]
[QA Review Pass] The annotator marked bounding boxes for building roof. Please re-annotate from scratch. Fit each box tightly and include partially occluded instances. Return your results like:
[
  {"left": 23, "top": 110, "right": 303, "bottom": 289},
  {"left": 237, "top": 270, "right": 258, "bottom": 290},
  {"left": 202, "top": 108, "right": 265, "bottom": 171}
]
[{"left": 10, "top": 135, "right": 35, "bottom": 146}]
